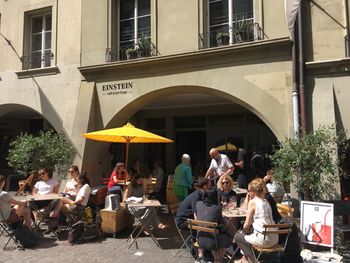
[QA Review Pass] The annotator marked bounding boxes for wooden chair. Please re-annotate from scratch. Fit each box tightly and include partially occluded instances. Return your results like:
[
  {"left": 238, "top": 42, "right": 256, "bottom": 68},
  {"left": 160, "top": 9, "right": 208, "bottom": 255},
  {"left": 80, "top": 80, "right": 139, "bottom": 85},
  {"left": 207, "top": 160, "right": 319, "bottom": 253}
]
[
  {"left": 277, "top": 203, "right": 294, "bottom": 218},
  {"left": 16, "top": 173, "right": 39, "bottom": 196},
  {"left": 251, "top": 223, "right": 293, "bottom": 262},
  {"left": 187, "top": 219, "right": 219, "bottom": 251},
  {"left": 166, "top": 175, "right": 179, "bottom": 212}
]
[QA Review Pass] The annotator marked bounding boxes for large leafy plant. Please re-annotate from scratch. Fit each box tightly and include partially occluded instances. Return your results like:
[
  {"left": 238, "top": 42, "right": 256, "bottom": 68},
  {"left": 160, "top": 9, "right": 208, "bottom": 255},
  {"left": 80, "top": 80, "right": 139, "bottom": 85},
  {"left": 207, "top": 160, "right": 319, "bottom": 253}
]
[
  {"left": 270, "top": 125, "right": 347, "bottom": 201},
  {"left": 7, "top": 130, "right": 74, "bottom": 178}
]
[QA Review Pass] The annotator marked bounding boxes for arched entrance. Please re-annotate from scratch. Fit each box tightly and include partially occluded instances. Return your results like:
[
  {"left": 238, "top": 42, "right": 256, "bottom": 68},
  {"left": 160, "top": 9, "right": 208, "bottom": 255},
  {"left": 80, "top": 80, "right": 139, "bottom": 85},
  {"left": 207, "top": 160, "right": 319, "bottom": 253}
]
[
  {"left": 91, "top": 89, "right": 278, "bottom": 182},
  {"left": 0, "top": 104, "right": 54, "bottom": 176}
]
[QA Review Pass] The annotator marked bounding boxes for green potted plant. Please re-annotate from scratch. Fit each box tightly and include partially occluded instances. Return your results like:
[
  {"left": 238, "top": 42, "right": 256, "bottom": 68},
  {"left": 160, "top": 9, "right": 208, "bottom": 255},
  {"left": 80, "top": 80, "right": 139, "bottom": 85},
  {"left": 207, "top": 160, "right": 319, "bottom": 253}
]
[
  {"left": 137, "top": 34, "right": 152, "bottom": 57},
  {"left": 7, "top": 130, "right": 74, "bottom": 181},
  {"left": 269, "top": 125, "right": 346, "bottom": 201},
  {"left": 232, "top": 14, "right": 254, "bottom": 43},
  {"left": 126, "top": 47, "right": 135, "bottom": 60},
  {"left": 216, "top": 32, "right": 229, "bottom": 46}
]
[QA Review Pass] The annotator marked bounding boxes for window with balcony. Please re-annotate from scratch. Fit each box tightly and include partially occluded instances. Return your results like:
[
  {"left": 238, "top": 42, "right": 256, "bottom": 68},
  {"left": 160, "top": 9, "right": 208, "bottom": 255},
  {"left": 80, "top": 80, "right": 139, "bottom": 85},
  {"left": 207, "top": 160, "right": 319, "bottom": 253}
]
[
  {"left": 23, "top": 9, "right": 53, "bottom": 70},
  {"left": 107, "top": 0, "right": 156, "bottom": 62},
  {"left": 200, "top": 0, "right": 261, "bottom": 49}
]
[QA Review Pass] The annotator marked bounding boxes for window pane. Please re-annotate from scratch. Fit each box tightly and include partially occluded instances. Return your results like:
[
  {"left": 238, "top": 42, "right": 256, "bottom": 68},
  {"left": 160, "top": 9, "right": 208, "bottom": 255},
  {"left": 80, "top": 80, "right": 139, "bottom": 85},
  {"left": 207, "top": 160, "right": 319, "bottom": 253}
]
[
  {"left": 32, "top": 16, "right": 43, "bottom": 33},
  {"left": 45, "top": 14, "right": 52, "bottom": 30},
  {"left": 120, "top": 19, "right": 134, "bottom": 42},
  {"left": 31, "top": 52, "right": 42, "bottom": 68},
  {"left": 233, "top": 0, "right": 253, "bottom": 18},
  {"left": 138, "top": 0, "right": 150, "bottom": 16},
  {"left": 45, "top": 32, "right": 51, "bottom": 49},
  {"left": 120, "top": 0, "right": 134, "bottom": 20},
  {"left": 210, "top": 0, "right": 228, "bottom": 26},
  {"left": 44, "top": 50, "right": 51, "bottom": 67},
  {"left": 137, "top": 16, "right": 150, "bottom": 37},
  {"left": 32, "top": 34, "right": 42, "bottom": 51}
]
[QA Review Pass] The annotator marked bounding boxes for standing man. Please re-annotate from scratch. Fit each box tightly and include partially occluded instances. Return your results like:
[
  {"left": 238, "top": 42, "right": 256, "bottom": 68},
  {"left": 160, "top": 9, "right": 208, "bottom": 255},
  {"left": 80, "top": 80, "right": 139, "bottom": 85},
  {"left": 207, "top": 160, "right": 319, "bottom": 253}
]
[
  {"left": 205, "top": 148, "right": 234, "bottom": 186},
  {"left": 173, "top": 154, "right": 193, "bottom": 201},
  {"left": 234, "top": 148, "right": 247, "bottom": 189}
]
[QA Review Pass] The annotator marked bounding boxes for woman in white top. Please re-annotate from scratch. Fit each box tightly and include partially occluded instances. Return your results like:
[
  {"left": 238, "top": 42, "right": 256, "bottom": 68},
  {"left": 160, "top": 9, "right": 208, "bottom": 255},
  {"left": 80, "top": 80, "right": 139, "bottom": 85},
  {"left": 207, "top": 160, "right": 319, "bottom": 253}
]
[
  {"left": 52, "top": 172, "right": 91, "bottom": 218},
  {"left": 234, "top": 178, "right": 278, "bottom": 263},
  {"left": 32, "top": 168, "right": 59, "bottom": 195},
  {"left": 63, "top": 165, "right": 80, "bottom": 199}
]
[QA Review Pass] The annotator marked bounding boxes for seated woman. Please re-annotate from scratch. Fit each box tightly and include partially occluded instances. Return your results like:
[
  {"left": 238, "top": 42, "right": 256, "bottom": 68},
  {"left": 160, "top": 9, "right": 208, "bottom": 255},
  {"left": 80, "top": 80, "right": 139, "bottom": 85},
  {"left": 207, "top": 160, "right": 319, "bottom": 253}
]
[
  {"left": 0, "top": 175, "right": 32, "bottom": 228},
  {"left": 52, "top": 173, "right": 91, "bottom": 218},
  {"left": 63, "top": 165, "right": 80, "bottom": 200},
  {"left": 195, "top": 189, "right": 231, "bottom": 263},
  {"left": 217, "top": 175, "right": 240, "bottom": 235},
  {"left": 138, "top": 164, "right": 153, "bottom": 194},
  {"left": 217, "top": 175, "right": 240, "bottom": 207},
  {"left": 234, "top": 178, "right": 278, "bottom": 263},
  {"left": 107, "top": 162, "right": 127, "bottom": 199},
  {"left": 122, "top": 173, "right": 166, "bottom": 231},
  {"left": 31, "top": 168, "right": 59, "bottom": 222}
]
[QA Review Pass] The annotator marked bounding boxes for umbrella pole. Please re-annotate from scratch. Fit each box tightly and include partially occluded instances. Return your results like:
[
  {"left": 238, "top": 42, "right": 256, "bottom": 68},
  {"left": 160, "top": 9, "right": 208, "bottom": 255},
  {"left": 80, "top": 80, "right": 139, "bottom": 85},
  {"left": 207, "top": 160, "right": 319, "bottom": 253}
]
[{"left": 124, "top": 141, "right": 130, "bottom": 192}]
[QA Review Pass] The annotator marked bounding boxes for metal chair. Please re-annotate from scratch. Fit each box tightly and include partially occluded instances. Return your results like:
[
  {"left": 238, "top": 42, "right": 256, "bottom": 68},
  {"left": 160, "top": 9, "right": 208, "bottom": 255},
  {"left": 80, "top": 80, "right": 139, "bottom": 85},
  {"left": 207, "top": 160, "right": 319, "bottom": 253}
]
[
  {"left": 251, "top": 223, "right": 293, "bottom": 263},
  {"left": 169, "top": 203, "right": 193, "bottom": 257},
  {"left": 0, "top": 210, "right": 24, "bottom": 250}
]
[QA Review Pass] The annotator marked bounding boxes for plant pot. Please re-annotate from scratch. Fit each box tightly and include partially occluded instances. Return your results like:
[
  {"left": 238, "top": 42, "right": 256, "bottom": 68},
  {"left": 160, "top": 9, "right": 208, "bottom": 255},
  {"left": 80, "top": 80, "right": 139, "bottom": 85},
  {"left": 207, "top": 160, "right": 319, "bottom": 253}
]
[
  {"left": 126, "top": 53, "right": 132, "bottom": 60},
  {"left": 217, "top": 35, "right": 229, "bottom": 46}
]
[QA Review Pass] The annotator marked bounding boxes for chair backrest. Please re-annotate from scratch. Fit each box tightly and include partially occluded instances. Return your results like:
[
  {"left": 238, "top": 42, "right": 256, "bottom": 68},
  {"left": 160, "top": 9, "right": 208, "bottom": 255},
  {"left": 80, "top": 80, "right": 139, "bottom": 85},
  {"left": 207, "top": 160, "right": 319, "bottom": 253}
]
[
  {"left": 16, "top": 173, "right": 39, "bottom": 196},
  {"left": 187, "top": 219, "right": 219, "bottom": 234},
  {"left": 261, "top": 223, "right": 293, "bottom": 250},
  {"left": 166, "top": 175, "right": 179, "bottom": 210},
  {"left": 277, "top": 203, "right": 294, "bottom": 218}
]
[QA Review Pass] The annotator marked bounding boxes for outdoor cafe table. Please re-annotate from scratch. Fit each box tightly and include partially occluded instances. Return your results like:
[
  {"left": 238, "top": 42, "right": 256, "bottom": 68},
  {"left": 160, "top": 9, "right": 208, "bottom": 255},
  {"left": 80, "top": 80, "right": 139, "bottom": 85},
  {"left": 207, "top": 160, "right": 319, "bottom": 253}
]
[
  {"left": 126, "top": 199, "right": 162, "bottom": 249},
  {"left": 222, "top": 207, "right": 247, "bottom": 233},
  {"left": 11, "top": 193, "right": 60, "bottom": 228},
  {"left": 233, "top": 188, "right": 247, "bottom": 195}
]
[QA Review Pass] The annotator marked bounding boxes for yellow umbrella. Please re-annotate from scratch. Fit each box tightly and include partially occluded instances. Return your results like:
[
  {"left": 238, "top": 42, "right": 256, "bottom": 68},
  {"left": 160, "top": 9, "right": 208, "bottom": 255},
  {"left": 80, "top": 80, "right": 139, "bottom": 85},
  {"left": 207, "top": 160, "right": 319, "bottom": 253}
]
[
  {"left": 81, "top": 122, "right": 173, "bottom": 190},
  {"left": 215, "top": 142, "right": 237, "bottom": 152}
]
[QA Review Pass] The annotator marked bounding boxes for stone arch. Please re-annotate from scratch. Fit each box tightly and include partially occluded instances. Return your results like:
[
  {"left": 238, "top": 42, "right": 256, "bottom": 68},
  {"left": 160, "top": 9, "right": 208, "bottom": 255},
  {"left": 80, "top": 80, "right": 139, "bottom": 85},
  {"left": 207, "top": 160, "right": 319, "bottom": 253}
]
[{"left": 106, "top": 85, "right": 287, "bottom": 140}]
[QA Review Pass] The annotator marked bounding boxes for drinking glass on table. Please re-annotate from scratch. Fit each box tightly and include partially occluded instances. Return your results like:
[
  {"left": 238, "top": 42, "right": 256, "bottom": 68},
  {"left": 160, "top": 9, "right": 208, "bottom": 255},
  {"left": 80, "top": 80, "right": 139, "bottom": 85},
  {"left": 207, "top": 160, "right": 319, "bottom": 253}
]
[
  {"left": 221, "top": 196, "right": 227, "bottom": 207},
  {"left": 229, "top": 196, "right": 237, "bottom": 209}
]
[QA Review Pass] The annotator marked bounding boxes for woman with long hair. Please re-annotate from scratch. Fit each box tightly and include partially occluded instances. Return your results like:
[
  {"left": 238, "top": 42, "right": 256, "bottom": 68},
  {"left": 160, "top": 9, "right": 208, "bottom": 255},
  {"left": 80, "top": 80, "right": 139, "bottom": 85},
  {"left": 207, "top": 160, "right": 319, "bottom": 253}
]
[{"left": 234, "top": 178, "right": 277, "bottom": 263}]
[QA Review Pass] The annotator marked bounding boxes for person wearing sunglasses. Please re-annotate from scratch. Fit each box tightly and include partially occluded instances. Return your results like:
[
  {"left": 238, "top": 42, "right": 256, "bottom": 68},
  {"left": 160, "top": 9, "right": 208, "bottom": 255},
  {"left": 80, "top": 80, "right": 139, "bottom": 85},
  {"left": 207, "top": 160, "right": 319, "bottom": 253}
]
[
  {"left": 62, "top": 165, "right": 80, "bottom": 200},
  {"left": 217, "top": 175, "right": 240, "bottom": 207},
  {"left": 31, "top": 168, "right": 59, "bottom": 222}
]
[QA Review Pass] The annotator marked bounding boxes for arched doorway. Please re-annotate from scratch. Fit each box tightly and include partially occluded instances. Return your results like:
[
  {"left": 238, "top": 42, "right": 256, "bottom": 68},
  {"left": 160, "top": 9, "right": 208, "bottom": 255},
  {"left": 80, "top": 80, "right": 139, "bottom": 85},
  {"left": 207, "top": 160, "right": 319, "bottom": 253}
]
[
  {"left": 0, "top": 104, "right": 54, "bottom": 176},
  {"left": 103, "top": 92, "right": 277, "bottom": 179}
]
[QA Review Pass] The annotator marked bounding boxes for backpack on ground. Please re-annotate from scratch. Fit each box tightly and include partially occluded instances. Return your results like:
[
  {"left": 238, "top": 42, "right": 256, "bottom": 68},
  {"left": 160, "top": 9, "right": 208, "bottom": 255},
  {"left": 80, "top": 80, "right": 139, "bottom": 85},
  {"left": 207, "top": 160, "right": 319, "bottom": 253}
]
[
  {"left": 81, "top": 223, "right": 100, "bottom": 242},
  {"left": 67, "top": 221, "right": 85, "bottom": 245},
  {"left": 15, "top": 226, "right": 39, "bottom": 248}
]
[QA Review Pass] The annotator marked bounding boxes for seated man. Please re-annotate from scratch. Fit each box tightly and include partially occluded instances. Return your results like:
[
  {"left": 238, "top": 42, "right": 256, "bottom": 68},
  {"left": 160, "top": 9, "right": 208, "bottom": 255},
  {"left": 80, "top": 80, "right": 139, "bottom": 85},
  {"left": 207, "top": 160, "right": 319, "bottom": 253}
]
[
  {"left": 0, "top": 175, "right": 32, "bottom": 229},
  {"left": 175, "top": 178, "right": 210, "bottom": 261}
]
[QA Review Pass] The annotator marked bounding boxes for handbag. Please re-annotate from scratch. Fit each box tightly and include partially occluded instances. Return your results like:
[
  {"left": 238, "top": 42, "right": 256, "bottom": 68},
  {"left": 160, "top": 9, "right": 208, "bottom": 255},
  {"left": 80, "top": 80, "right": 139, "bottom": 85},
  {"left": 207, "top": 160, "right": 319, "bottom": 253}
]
[{"left": 311, "top": 209, "right": 332, "bottom": 245}]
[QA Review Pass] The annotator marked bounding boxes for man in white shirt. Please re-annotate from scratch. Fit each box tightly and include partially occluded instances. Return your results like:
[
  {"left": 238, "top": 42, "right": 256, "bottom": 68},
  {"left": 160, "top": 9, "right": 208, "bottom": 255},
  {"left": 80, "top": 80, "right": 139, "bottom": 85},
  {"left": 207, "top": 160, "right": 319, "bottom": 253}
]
[{"left": 205, "top": 148, "right": 234, "bottom": 185}]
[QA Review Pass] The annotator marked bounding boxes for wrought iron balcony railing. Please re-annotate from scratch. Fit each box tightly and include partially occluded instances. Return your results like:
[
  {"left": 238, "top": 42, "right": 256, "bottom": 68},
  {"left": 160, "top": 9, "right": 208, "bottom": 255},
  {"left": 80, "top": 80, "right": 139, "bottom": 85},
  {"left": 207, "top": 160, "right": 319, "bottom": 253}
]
[
  {"left": 105, "top": 42, "right": 158, "bottom": 63},
  {"left": 21, "top": 51, "right": 53, "bottom": 70},
  {"left": 198, "top": 23, "right": 264, "bottom": 49}
]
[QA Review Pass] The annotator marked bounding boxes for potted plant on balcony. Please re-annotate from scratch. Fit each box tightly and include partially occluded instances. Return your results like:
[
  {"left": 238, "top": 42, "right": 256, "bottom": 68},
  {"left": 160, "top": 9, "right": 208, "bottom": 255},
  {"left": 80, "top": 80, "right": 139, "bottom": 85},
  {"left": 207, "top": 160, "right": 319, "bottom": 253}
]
[
  {"left": 232, "top": 14, "right": 254, "bottom": 43},
  {"left": 137, "top": 34, "right": 152, "bottom": 57},
  {"left": 126, "top": 47, "right": 135, "bottom": 60},
  {"left": 216, "top": 32, "right": 229, "bottom": 46}
]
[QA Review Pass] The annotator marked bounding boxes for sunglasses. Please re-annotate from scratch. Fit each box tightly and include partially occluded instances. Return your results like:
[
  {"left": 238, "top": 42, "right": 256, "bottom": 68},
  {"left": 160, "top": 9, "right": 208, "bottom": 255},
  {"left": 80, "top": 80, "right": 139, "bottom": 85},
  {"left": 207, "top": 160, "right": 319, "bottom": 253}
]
[
  {"left": 39, "top": 172, "right": 46, "bottom": 175},
  {"left": 69, "top": 170, "right": 74, "bottom": 173},
  {"left": 222, "top": 181, "right": 229, "bottom": 185}
]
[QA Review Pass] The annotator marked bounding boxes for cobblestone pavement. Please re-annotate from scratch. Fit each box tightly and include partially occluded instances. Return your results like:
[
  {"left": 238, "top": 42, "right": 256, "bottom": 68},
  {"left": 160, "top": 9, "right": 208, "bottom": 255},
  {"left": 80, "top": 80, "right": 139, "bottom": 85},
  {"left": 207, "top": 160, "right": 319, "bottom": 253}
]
[
  {"left": 0, "top": 208, "right": 244, "bottom": 263},
  {"left": 0, "top": 211, "right": 196, "bottom": 263}
]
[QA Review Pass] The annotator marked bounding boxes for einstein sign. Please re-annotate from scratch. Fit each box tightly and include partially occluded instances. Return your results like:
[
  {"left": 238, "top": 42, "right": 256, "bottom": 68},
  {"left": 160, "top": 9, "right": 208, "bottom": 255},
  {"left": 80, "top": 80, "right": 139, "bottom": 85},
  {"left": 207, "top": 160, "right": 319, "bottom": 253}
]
[{"left": 100, "top": 82, "right": 133, "bottom": 95}]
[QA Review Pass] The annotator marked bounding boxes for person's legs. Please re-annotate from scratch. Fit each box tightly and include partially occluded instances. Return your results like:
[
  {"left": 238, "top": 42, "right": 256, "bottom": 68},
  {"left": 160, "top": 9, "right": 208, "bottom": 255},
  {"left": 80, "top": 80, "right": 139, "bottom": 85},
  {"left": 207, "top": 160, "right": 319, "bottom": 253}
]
[
  {"left": 16, "top": 206, "right": 32, "bottom": 228},
  {"left": 52, "top": 199, "right": 64, "bottom": 218},
  {"left": 234, "top": 232, "right": 255, "bottom": 263},
  {"left": 237, "top": 174, "right": 247, "bottom": 189}
]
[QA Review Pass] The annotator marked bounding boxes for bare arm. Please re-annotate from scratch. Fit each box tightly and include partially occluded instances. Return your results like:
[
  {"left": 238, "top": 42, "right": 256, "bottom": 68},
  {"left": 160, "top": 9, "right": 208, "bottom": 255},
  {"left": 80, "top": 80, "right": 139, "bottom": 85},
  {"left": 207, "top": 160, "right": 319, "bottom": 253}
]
[
  {"left": 243, "top": 199, "right": 255, "bottom": 231},
  {"left": 234, "top": 160, "right": 244, "bottom": 169},
  {"left": 53, "top": 184, "right": 59, "bottom": 194},
  {"left": 205, "top": 168, "right": 213, "bottom": 179},
  {"left": 32, "top": 187, "right": 38, "bottom": 194},
  {"left": 122, "top": 187, "right": 130, "bottom": 203}
]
